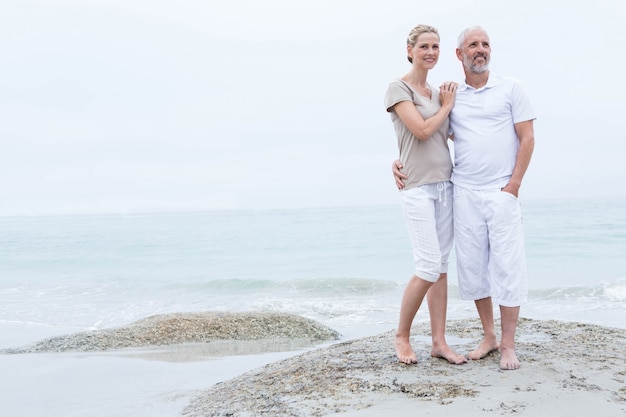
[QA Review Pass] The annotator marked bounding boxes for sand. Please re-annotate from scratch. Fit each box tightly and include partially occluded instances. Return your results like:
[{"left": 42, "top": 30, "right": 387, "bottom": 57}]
[
  {"left": 0, "top": 312, "right": 342, "bottom": 417},
  {"left": 4, "top": 312, "right": 626, "bottom": 416},
  {"left": 2, "top": 311, "right": 340, "bottom": 354},
  {"left": 182, "top": 317, "right": 626, "bottom": 417}
]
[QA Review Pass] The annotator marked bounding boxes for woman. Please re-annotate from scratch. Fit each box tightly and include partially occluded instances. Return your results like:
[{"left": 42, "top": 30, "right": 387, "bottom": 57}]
[{"left": 384, "top": 24, "right": 465, "bottom": 365}]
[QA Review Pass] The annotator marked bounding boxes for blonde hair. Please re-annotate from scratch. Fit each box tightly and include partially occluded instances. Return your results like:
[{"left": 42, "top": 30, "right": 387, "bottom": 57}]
[{"left": 406, "top": 24, "right": 439, "bottom": 63}]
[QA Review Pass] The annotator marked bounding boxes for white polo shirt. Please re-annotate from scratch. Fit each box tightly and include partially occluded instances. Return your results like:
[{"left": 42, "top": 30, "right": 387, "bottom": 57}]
[{"left": 450, "top": 74, "right": 535, "bottom": 189}]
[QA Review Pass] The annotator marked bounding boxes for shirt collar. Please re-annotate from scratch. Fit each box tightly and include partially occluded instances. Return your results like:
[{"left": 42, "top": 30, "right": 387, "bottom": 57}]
[{"left": 459, "top": 73, "right": 498, "bottom": 92}]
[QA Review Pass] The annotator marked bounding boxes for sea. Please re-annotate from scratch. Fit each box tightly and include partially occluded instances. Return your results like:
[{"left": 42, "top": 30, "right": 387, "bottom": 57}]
[{"left": 1, "top": 197, "right": 625, "bottom": 416}]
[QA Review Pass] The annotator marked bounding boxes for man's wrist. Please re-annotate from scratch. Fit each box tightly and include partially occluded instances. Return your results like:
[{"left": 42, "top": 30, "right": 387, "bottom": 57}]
[{"left": 507, "top": 180, "right": 521, "bottom": 190}]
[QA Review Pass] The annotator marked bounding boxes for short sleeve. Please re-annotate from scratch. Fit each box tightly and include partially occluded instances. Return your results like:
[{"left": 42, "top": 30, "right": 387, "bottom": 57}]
[
  {"left": 510, "top": 78, "right": 536, "bottom": 124},
  {"left": 384, "top": 80, "right": 413, "bottom": 113}
]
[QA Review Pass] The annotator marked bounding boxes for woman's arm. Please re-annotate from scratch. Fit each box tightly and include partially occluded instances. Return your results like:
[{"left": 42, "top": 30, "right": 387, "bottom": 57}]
[{"left": 392, "top": 82, "right": 457, "bottom": 140}]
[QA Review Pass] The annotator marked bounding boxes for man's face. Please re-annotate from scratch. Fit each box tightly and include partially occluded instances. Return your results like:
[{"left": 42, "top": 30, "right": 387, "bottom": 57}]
[{"left": 457, "top": 29, "right": 491, "bottom": 74}]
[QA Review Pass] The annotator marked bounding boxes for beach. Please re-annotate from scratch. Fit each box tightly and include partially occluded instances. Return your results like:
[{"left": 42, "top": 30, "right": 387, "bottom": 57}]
[
  {"left": 181, "top": 316, "right": 626, "bottom": 417},
  {"left": 0, "top": 312, "right": 342, "bottom": 417},
  {"left": 1, "top": 200, "right": 625, "bottom": 415},
  {"left": 3, "top": 312, "right": 625, "bottom": 416}
]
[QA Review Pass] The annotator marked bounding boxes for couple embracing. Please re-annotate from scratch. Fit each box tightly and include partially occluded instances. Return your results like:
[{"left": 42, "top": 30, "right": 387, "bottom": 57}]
[{"left": 385, "top": 25, "right": 535, "bottom": 370}]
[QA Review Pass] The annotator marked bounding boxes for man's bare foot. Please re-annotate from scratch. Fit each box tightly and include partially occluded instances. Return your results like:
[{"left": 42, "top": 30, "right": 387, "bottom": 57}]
[
  {"left": 395, "top": 336, "right": 417, "bottom": 364},
  {"left": 499, "top": 346, "right": 520, "bottom": 370},
  {"left": 467, "top": 339, "right": 499, "bottom": 360},
  {"left": 431, "top": 345, "right": 468, "bottom": 365}
]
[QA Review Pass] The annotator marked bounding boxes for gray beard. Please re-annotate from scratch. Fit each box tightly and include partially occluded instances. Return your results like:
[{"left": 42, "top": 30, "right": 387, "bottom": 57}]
[
  {"left": 463, "top": 55, "right": 489, "bottom": 74},
  {"left": 470, "top": 64, "right": 489, "bottom": 74}
]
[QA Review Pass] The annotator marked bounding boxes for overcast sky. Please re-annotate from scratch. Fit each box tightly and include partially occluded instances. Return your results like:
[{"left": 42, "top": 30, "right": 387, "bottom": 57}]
[{"left": 1, "top": 0, "right": 624, "bottom": 216}]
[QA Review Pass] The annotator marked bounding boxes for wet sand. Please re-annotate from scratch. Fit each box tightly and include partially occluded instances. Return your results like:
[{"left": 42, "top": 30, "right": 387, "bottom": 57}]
[{"left": 3, "top": 313, "right": 626, "bottom": 416}]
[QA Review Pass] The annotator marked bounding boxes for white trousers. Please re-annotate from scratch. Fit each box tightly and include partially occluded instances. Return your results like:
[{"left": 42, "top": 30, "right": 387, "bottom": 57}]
[
  {"left": 399, "top": 182, "right": 453, "bottom": 282},
  {"left": 453, "top": 185, "right": 528, "bottom": 307}
]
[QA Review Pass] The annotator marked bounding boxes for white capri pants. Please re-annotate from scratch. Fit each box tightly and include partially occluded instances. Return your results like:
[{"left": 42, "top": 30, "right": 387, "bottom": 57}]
[
  {"left": 453, "top": 185, "right": 528, "bottom": 307},
  {"left": 399, "top": 181, "right": 453, "bottom": 282}
]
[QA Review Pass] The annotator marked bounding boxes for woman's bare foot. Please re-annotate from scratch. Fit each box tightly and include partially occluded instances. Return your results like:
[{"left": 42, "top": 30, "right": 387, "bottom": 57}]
[
  {"left": 395, "top": 336, "right": 417, "bottom": 364},
  {"left": 431, "top": 345, "right": 468, "bottom": 365},
  {"left": 467, "top": 338, "right": 499, "bottom": 360},
  {"left": 499, "top": 346, "right": 520, "bottom": 370}
]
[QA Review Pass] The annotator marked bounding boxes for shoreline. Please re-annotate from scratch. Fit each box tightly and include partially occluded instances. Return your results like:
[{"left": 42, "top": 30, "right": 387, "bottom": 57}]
[{"left": 2, "top": 314, "right": 626, "bottom": 416}]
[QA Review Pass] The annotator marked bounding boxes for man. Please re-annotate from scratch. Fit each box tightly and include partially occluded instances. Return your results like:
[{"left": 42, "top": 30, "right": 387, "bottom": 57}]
[{"left": 393, "top": 26, "right": 535, "bottom": 370}]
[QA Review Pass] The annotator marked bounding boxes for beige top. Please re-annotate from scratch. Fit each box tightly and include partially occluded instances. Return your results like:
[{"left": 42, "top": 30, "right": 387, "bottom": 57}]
[{"left": 384, "top": 79, "right": 452, "bottom": 190}]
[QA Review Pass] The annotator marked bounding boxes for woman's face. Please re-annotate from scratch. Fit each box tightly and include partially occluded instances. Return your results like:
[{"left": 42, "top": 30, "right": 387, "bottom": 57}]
[{"left": 407, "top": 32, "right": 440, "bottom": 69}]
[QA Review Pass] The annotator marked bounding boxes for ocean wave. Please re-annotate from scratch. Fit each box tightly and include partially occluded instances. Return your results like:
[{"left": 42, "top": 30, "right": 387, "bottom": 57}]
[
  {"left": 603, "top": 277, "right": 626, "bottom": 301},
  {"left": 178, "top": 277, "right": 401, "bottom": 295},
  {"left": 530, "top": 278, "right": 626, "bottom": 302}
]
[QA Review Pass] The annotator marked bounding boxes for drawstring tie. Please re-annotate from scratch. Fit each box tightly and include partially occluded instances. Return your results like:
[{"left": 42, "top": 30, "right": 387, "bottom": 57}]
[{"left": 437, "top": 182, "right": 447, "bottom": 206}]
